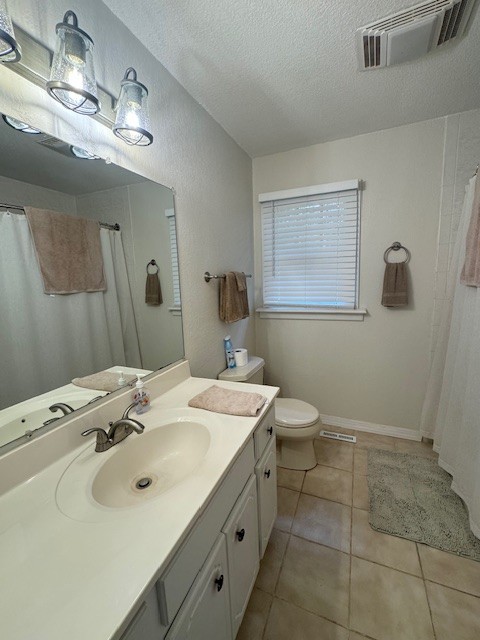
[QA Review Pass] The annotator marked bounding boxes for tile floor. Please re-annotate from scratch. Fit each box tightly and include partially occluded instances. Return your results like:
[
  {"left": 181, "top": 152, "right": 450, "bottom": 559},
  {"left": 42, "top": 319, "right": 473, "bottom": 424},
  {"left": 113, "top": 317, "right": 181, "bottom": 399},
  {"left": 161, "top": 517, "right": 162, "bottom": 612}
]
[{"left": 238, "top": 429, "right": 480, "bottom": 640}]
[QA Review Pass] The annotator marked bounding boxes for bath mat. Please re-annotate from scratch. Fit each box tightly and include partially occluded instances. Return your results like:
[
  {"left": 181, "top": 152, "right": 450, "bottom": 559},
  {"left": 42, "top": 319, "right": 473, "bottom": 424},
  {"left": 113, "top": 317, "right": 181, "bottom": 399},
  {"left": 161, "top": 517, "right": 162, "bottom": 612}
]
[{"left": 367, "top": 448, "right": 480, "bottom": 561}]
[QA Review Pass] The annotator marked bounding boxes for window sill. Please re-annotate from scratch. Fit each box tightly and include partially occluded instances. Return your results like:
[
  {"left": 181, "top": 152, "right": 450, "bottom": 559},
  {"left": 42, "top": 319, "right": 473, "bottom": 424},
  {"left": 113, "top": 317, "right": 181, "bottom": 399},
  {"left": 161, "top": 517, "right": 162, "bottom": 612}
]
[
  {"left": 168, "top": 306, "right": 182, "bottom": 316},
  {"left": 256, "top": 307, "right": 367, "bottom": 321}
]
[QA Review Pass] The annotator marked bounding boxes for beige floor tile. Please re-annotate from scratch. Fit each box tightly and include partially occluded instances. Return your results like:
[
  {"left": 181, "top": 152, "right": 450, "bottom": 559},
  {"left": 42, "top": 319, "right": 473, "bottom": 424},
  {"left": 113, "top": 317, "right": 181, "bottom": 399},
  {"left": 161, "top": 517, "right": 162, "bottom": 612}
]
[
  {"left": 292, "top": 494, "right": 351, "bottom": 553},
  {"left": 355, "top": 431, "right": 397, "bottom": 451},
  {"left": 352, "top": 474, "right": 369, "bottom": 510},
  {"left": 348, "top": 633, "right": 368, "bottom": 640},
  {"left": 353, "top": 448, "right": 368, "bottom": 475},
  {"left": 264, "top": 598, "right": 349, "bottom": 640},
  {"left": 276, "top": 535, "right": 350, "bottom": 626},
  {"left": 275, "top": 487, "right": 300, "bottom": 533},
  {"left": 418, "top": 544, "right": 480, "bottom": 597},
  {"left": 303, "top": 465, "right": 353, "bottom": 506},
  {"left": 277, "top": 467, "right": 305, "bottom": 491},
  {"left": 314, "top": 439, "right": 354, "bottom": 471},
  {"left": 350, "top": 557, "right": 434, "bottom": 640},
  {"left": 255, "top": 529, "right": 289, "bottom": 594},
  {"left": 395, "top": 439, "right": 438, "bottom": 458},
  {"left": 352, "top": 509, "right": 422, "bottom": 576},
  {"left": 426, "top": 581, "right": 480, "bottom": 640},
  {"left": 236, "top": 588, "right": 273, "bottom": 640}
]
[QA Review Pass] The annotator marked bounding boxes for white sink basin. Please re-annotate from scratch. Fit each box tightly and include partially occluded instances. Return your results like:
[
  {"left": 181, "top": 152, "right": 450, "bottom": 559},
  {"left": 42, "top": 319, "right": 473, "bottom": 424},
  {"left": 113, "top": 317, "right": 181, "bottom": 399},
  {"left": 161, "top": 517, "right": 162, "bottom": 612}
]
[
  {"left": 56, "top": 409, "right": 217, "bottom": 522},
  {"left": 92, "top": 421, "right": 210, "bottom": 508}
]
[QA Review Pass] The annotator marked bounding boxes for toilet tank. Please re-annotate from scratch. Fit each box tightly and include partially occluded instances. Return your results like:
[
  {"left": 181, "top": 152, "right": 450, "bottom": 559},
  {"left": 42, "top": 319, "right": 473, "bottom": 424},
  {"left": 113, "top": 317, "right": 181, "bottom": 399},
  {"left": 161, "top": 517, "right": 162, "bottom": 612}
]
[{"left": 218, "top": 356, "right": 265, "bottom": 385}]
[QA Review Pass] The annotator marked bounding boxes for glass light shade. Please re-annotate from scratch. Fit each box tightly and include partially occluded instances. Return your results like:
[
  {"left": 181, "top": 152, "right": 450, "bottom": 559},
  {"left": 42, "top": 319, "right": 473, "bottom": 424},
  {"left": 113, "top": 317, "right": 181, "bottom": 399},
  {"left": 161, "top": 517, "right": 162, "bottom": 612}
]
[
  {"left": 0, "top": 0, "right": 21, "bottom": 62},
  {"left": 46, "top": 11, "right": 99, "bottom": 115},
  {"left": 2, "top": 114, "right": 41, "bottom": 134},
  {"left": 113, "top": 68, "right": 153, "bottom": 146},
  {"left": 70, "top": 145, "right": 99, "bottom": 160}
]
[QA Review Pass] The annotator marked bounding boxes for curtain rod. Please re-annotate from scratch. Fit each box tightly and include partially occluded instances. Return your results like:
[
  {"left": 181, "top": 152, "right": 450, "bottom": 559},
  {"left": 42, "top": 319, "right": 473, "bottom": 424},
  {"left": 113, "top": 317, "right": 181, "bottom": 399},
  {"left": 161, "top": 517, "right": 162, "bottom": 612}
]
[{"left": 0, "top": 203, "right": 120, "bottom": 231}]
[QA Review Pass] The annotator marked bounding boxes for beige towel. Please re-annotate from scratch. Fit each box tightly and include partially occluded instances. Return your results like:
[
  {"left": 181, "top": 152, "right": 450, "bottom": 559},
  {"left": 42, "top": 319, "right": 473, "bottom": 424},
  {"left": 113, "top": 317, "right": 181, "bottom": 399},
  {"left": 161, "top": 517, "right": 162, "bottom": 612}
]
[
  {"left": 25, "top": 207, "right": 106, "bottom": 294},
  {"left": 146, "top": 273, "right": 163, "bottom": 305},
  {"left": 72, "top": 371, "right": 135, "bottom": 392},
  {"left": 461, "top": 176, "right": 480, "bottom": 287},
  {"left": 220, "top": 271, "right": 249, "bottom": 323},
  {"left": 188, "top": 385, "right": 267, "bottom": 417},
  {"left": 382, "top": 262, "right": 408, "bottom": 307}
]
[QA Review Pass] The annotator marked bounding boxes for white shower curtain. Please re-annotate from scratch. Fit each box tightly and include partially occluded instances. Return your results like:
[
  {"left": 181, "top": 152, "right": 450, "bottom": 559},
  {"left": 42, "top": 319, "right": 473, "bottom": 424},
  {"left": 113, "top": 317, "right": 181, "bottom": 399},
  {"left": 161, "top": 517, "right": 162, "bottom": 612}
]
[
  {"left": 420, "top": 176, "right": 480, "bottom": 538},
  {"left": 0, "top": 213, "right": 141, "bottom": 409}
]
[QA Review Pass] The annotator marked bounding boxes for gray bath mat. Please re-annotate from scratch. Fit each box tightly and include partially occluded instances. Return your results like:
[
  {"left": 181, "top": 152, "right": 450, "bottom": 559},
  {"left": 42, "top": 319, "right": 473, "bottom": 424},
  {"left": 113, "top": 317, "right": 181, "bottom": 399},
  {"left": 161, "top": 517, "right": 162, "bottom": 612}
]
[{"left": 367, "top": 448, "right": 480, "bottom": 561}]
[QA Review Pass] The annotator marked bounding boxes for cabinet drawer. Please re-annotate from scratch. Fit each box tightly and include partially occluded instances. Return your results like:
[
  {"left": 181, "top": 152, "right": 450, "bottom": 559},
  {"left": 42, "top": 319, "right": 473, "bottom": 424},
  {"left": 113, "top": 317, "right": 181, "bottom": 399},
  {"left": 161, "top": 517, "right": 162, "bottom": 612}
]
[
  {"left": 253, "top": 405, "right": 275, "bottom": 461},
  {"left": 255, "top": 437, "right": 277, "bottom": 558},
  {"left": 165, "top": 535, "right": 231, "bottom": 640},
  {"left": 222, "top": 475, "right": 259, "bottom": 637},
  {"left": 157, "top": 439, "right": 254, "bottom": 627}
]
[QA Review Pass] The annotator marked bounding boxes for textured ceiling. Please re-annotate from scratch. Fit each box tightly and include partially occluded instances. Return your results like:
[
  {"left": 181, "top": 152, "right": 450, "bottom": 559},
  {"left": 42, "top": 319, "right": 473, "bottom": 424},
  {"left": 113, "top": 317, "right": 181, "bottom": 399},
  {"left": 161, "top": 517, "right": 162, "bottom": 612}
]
[{"left": 103, "top": 0, "right": 480, "bottom": 157}]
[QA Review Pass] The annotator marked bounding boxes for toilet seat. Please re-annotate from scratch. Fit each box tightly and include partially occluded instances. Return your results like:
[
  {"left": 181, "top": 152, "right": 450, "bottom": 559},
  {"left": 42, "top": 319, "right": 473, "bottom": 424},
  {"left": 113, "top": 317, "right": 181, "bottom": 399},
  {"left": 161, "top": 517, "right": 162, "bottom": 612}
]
[{"left": 275, "top": 398, "right": 319, "bottom": 428}]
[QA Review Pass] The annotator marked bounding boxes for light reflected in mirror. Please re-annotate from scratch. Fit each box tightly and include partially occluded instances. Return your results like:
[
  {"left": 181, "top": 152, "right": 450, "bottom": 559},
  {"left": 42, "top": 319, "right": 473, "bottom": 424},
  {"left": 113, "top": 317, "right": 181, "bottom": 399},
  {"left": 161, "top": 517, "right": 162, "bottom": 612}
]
[{"left": 0, "top": 114, "right": 184, "bottom": 451}]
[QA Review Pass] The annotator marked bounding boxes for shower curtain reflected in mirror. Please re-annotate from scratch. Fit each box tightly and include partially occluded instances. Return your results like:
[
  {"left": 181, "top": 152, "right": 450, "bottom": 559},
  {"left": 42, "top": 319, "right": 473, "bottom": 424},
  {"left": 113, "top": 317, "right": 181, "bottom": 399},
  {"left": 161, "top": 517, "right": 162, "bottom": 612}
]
[{"left": 0, "top": 212, "right": 141, "bottom": 409}]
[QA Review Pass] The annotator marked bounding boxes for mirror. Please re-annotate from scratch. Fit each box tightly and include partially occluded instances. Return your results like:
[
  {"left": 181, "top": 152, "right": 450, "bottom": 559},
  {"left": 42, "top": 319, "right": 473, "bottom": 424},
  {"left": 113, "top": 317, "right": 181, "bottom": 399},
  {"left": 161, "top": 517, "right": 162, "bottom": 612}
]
[{"left": 0, "top": 114, "right": 184, "bottom": 451}]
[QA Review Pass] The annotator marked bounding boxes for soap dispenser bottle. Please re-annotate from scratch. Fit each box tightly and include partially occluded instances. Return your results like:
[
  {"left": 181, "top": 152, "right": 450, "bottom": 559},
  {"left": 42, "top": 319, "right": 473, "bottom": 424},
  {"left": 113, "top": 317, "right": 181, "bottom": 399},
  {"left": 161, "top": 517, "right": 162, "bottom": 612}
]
[
  {"left": 132, "top": 374, "right": 151, "bottom": 414},
  {"left": 224, "top": 335, "right": 236, "bottom": 369}
]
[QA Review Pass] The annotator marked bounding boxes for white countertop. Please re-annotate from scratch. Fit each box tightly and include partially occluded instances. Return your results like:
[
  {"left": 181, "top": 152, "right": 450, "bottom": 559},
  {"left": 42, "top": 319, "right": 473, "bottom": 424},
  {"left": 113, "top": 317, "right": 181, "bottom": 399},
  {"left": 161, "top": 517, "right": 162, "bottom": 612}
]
[{"left": 0, "top": 376, "right": 278, "bottom": 640}]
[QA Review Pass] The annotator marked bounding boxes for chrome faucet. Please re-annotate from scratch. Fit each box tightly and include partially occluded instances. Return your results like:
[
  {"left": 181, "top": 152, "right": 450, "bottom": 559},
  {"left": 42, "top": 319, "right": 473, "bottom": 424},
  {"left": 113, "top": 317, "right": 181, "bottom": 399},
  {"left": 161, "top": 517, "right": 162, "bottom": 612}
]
[
  {"left": 49, "top": 402, "right": 75, "bottom": 416},
  {"left": 81, "top": 402, "right": 145, "bottom": 452}
]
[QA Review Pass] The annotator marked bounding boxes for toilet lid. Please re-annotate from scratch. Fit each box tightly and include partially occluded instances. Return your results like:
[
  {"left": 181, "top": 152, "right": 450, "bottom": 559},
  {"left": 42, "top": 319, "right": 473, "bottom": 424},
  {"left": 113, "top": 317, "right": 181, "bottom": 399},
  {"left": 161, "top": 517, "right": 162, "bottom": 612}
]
[{"left": 275, "top": 398, "right": 319, "bottom": 428}]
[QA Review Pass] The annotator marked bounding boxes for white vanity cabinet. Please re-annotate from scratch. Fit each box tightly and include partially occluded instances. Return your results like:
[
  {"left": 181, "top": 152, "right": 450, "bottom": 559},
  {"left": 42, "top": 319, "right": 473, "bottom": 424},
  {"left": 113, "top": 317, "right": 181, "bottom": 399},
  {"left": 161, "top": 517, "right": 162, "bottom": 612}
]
[{"left": 118, "top": 404, "right": 277, "bottom": 640}]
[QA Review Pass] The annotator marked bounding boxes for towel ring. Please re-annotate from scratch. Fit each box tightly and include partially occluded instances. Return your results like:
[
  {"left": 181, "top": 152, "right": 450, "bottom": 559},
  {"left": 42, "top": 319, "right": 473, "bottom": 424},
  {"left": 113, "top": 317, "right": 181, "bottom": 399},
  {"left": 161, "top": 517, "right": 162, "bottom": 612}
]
[
  {"left": 384, "top": 242, "right": 411, "bottom": 264},
  {"left": 146, "top": 259, "right": 159, "bottom": 274}
]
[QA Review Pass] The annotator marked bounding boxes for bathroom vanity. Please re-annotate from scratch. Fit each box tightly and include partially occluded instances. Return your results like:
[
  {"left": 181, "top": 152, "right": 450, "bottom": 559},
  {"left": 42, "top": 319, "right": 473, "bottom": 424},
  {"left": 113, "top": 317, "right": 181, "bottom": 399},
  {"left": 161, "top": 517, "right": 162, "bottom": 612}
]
[{"left": 0, "top": 361, "right": 279, "bottom": 640}]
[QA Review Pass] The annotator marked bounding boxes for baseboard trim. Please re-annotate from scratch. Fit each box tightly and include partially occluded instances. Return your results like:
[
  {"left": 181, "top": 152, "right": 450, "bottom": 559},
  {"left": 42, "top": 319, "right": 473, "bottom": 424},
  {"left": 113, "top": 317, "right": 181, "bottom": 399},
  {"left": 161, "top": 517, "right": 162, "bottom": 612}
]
[{"left": 319, "top": 414, "right": 422, "bottom": 442}]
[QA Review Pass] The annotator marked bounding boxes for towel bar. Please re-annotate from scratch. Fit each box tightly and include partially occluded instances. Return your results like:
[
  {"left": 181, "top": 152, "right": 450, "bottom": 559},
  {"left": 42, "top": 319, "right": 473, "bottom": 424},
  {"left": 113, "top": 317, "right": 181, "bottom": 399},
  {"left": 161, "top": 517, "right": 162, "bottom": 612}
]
[
  {"left": 384, "top": 242, "right": 410, "bottom": 264},
  {"left": 204, "top": 271, "right": 252, "bottom": 283}
]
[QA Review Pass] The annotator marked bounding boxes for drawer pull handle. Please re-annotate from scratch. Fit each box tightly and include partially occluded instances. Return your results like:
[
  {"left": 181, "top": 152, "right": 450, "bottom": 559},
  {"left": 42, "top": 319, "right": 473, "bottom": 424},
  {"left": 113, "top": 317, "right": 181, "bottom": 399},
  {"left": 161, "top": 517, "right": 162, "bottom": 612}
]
[
  {"left": 267, "top": 426, "right": 273, "bottom": 435},
  {"left": 236, "top": 528, "right": 245, "bottom": 542},
  {"left": 264, "top": 469, "right": 271, "bottom": 479},
  {"left": 214, "top": 574, "right": 224, "bottom": 592}
]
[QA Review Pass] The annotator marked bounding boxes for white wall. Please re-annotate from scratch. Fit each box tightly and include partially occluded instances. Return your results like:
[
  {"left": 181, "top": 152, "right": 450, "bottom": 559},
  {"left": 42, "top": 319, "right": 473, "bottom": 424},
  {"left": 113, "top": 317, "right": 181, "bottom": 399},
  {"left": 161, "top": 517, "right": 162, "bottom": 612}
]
[
  {"left": 253, "top": 119, "right": 445, "bottom": 432},
  {"left": 0, "top": 175, "right": 76, "bottom": 214},
  {"left": 0, "top": 0, "right": 254, "bottom": 379}
]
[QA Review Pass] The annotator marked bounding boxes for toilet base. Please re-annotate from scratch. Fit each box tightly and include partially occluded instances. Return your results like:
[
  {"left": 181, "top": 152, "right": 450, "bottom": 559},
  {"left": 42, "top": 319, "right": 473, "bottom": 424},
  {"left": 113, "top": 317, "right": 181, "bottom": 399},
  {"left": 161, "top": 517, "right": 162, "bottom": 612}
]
[{"left": 277, "top": 438, "right": 317, "bottom": 471}]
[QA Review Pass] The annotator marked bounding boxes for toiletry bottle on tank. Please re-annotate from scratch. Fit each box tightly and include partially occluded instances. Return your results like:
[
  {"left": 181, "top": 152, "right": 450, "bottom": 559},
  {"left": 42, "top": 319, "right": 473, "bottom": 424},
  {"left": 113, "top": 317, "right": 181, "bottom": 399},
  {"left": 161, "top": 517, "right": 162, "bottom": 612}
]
[
  {"left": 224, "top": 335, "right": 236, "bottom": 368},
  {"left": 132, "top": 374, "right": 151, "bottom": 414}
]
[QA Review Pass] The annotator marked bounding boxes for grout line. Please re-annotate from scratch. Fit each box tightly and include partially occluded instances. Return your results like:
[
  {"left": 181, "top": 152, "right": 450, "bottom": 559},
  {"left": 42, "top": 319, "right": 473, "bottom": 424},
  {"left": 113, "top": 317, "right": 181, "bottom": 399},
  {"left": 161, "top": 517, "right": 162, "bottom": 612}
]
[
  {"left": 272, "top": 593, "right": 351, "bottom": 634},
  {"left": 348, "top": 458, "right": 354, "bottom": 631},
  {"left": 419, "top": 545, "right": 438, "bottom": 640}
]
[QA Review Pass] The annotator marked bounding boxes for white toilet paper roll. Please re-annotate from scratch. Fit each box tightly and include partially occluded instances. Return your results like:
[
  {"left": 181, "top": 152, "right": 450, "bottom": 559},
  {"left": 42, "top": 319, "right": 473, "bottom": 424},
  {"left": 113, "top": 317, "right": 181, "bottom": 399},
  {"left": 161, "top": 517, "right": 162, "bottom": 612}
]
[{"left": 234, "top": 348, "right": 248, "bottom": 367}]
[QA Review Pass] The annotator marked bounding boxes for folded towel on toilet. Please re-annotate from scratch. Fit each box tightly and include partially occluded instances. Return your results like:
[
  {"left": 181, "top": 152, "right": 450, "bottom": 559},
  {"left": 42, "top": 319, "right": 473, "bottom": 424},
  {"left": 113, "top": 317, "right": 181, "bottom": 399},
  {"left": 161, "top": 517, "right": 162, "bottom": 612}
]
[
  {"left": 188, "top": 385, "right": 267, "bottom": 417},
  {"left": 72, "top": 370, "right": 135, "bottom": 392}
]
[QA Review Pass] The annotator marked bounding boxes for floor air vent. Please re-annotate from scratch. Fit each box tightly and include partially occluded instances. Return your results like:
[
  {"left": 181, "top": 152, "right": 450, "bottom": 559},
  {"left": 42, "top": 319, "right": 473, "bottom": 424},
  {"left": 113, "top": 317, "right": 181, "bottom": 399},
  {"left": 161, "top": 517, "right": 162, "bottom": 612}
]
[
  {"left": 357, "top": 0, "right": 477, "bottom": 70},
  {"left": 320, "top": 430, "right": 357, "bottom": 444}
]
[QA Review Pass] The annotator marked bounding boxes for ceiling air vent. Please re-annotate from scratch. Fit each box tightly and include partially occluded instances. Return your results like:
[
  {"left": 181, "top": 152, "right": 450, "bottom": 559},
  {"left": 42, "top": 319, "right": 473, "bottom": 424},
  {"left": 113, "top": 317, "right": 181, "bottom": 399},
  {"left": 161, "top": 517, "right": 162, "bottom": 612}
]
[{"left": 357, "top": 0, "right": 477, "bottom": 70}]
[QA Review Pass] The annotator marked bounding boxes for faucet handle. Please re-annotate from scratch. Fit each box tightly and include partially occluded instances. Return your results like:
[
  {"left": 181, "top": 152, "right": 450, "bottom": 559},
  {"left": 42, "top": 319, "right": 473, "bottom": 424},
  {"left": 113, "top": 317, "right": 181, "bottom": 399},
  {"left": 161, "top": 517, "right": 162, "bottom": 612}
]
[{"left": 81, "top": 427, "right": 111, "bottom": 453}]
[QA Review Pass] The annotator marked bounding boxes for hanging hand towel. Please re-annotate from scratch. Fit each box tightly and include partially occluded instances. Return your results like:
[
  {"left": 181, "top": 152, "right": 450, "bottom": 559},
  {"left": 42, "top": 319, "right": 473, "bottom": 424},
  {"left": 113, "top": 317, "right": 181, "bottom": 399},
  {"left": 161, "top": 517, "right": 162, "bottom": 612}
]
[
  {"left": 381, "top": 262, "right": 408, "bottom": 307},
  {"left": 460, "top": 175, "right": 480, "bottom": 287},
  {"left": 146, "top": 272, "right": 163, "bottom": 305},
  {"left": 188, "top": 385, "right": 267, "bottom": 417},
  {"left": 220, "top": 271, "right": 249, "bottom": 323},
  {"left": 25, "top": 207, "right": 106, "bottom": 294}
]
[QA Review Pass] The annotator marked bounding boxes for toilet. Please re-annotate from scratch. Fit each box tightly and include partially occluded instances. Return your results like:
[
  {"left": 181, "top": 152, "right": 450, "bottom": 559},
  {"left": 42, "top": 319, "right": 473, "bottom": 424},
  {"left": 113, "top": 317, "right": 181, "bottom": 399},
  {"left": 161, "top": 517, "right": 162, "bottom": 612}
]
[{"left": 218, "top": 357, "right": 321, "bottom": 470}]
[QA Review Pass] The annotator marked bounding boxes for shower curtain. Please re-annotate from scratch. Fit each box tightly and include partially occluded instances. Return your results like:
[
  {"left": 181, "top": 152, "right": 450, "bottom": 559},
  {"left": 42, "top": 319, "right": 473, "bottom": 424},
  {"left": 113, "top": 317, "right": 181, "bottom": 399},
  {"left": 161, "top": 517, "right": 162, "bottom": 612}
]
[
  {"left": 420, "top": 176, "right": 480, "bottom": 538},
  {"left": 0, "top": 212, "right": 142, "bottom": 409}
]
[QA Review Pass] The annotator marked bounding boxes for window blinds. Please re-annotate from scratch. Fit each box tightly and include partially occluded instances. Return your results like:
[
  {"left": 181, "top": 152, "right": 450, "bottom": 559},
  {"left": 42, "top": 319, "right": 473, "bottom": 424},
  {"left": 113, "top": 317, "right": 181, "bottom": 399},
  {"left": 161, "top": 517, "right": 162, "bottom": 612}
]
[
  {"left": 165, "top": 209, "right": 181, "bottom": 307},
  {"left": 261, "top": 182, "right": 360, "bottom": 309}
]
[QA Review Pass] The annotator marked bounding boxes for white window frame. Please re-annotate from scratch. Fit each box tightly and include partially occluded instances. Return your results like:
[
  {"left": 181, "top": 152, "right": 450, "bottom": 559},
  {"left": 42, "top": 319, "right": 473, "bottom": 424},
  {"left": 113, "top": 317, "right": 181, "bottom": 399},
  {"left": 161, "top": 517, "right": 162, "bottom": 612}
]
[{"left": 257, "top": 180, "right": 366, "bottom": 321}]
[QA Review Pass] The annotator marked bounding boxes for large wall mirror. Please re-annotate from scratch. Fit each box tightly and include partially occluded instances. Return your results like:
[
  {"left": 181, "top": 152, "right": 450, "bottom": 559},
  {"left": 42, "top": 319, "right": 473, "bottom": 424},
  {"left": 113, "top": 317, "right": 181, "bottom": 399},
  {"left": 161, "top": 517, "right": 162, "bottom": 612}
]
[{"left": 0, "top": 113, "right": 184, "bottom": 452}]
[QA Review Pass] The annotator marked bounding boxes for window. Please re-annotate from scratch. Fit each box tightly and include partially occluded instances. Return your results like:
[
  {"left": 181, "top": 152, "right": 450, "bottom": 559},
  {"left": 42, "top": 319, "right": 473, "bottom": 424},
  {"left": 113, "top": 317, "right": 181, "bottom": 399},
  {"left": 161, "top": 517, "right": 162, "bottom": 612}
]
[
  {"left": 165, "top": 208, "right": 181, "bottom": 310},
  {"left": 259, "top": 180, "right": 361, "bottom": 314}
]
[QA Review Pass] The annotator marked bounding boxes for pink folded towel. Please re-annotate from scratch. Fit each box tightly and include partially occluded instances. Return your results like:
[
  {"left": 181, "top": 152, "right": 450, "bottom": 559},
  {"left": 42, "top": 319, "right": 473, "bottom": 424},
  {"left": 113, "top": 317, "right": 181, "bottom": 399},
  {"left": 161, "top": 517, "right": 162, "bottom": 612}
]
[
  {"left": 72, "top": 371, "right": 135, "bottom": 392},
  {"left": 188, "top": 385, "right": 267, "bottom": 417}
]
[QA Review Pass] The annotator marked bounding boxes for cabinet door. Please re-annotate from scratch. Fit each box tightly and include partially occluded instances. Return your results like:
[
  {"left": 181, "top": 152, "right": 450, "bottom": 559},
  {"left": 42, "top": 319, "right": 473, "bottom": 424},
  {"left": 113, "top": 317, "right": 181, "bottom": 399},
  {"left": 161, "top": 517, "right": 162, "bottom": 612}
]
[
  {"left": 255, "top": 437, "right": 277, "bottom": 558},
  {"left": 165, "top": 535, "right": 231, "bottom": 640},
  {"left": 119, "top": 587, "right": 168, "bottom": 640},
  {"left": 222, "top": 475, "right": 259, "bottom": 637}
]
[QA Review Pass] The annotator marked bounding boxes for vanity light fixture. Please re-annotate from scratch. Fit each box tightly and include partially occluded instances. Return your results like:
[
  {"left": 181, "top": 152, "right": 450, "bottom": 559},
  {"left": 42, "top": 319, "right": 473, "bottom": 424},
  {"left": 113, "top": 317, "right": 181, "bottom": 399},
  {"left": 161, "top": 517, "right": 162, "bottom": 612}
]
[
  {"left": 2, "top": 114, "right": 41, "bottom": 134},
  {"left": 113, "top": 68, "right": 153, "bottom": 146},
  {"left": 70, "top": 145, "right": 99, "bottom": 160},
  {"left": 46, "top": 11, "right": 99, "bottom": 115},
  {"left": 0, "top": 0, "right": 21, "bottom": 62}
]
